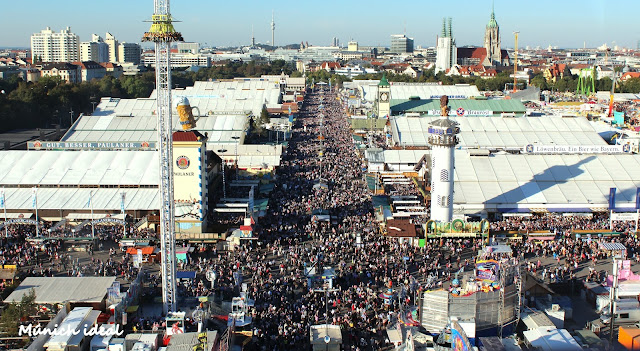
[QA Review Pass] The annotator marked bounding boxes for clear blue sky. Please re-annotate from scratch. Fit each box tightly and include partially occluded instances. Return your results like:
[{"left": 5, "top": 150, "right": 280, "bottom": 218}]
[{"left": 1, "top": 0, "right": 638, "bottom": 49}]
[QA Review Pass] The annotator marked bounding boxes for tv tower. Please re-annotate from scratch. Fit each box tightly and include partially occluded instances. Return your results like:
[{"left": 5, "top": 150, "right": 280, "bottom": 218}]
[
  {"left": 142, "top": 0, "right": 183, "bottom": 314},
  {"left": 271, "top": 11, "right": 275, "bottom": 48},
  {"left": 428, "top": 96, "right": 460, "bottom": 222},
  {"left": 251, "top": 25, "right": 256, "bottom": 47}
]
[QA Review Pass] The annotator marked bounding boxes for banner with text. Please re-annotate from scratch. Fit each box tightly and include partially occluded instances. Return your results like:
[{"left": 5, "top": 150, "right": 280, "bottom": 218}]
[
  {"left": 28, "top": 141, "right": 155, "bottom": 150},
  {"left": 611, "top": 212, "right": 638, "bottom": 221},
  {"left": 428, "top": 109, "right": 492, "bottom": 117},
  {"left": 524, "top": 144, "right": 631, "bottom": 154}
]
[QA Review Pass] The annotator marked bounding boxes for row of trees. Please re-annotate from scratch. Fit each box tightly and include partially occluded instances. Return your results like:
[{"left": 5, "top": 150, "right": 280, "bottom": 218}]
[
  {"left": 3, "top": 60, "right": 640, "bottom": 133},
  {"left": 0, "top": 73, "right": 157, "bottom": 133},
  {"left": 308, "top": 66, "right": 640, "bottom": 95}
]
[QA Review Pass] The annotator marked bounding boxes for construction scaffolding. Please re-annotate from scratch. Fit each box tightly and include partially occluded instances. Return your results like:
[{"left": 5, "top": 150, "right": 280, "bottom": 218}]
[{"left": 420, "top": 264, "right": 519, "bottom": 335}]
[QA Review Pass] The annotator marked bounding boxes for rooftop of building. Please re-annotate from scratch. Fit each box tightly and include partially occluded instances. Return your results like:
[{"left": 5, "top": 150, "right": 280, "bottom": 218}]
[{"left": 390, "top": 98, "right": 526, "bottom": 114}]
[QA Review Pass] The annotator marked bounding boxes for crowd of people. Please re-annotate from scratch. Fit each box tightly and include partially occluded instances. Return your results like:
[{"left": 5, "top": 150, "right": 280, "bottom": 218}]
[
  {"left": 6, "top": 87, "right": 640, "bottom": 350},
  {"left": 490, "top": 213, "right": 616, "bottom": 232}
]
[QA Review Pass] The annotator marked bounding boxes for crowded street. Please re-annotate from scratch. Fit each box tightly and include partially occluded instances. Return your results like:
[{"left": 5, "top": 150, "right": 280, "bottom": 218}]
[{"left": 2, "top": 86, "right": 640, "bottom": 351}]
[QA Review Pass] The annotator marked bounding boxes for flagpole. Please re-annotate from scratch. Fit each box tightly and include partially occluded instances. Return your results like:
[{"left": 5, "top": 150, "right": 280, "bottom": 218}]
[
  {"left": 121, "top": 191, "right": 126, "bottom": 238},
  {"left": 90, "top": 190, "right": 95, "bottom": 240},
  {"left": 34, "top": 187, "right": 39, "bottom": 237},
  {"left": 1, "top": 189, "right": 7, "bottom": 238}
]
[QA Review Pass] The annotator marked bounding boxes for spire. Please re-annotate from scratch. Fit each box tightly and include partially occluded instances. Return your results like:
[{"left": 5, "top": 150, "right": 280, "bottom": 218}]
[
  {"left": 487, "top": 1, "right": 498, "bottom": 28},
  {"left": 441, "top": 18, "right": 446, "bottom": 38},
  {"left": 447, "top": 17, "right": 453, "bottom": 38},
  {"left": 378, "top": 73, "right": 390, "bottom": 87}
]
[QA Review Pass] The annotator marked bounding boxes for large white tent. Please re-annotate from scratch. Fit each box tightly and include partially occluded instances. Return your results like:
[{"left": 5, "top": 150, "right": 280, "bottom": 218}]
[
  {"left": 0, "top": 151, "right": 159, "bottom": 211},
  {"left": 363, "top": 149, "right": 640, "bottom": 214},
  {"left": 62, "top": 80, "right": 285, "bottom": 148},
  {"left": 390, "top": 115, "right": 607, "bottom": 149},
  {"left": 452, "top": 151, "right": 640, "bottom": 213},
  {"left": 344, "top": 81, "right": 481, "bottom": 102}
]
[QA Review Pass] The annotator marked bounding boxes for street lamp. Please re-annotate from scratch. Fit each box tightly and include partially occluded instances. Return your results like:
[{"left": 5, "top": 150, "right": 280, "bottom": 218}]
[
  {"left": 231, "top": 136, "right": 240, "bottom": 180},
  {"left": 217, "top": 149, "right": 228, "bottom": 200}
]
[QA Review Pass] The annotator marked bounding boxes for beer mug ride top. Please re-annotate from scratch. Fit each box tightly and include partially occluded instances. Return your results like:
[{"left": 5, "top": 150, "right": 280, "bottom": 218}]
[{"left": 176, "top": 96, "right": 200, "bottom": 130}]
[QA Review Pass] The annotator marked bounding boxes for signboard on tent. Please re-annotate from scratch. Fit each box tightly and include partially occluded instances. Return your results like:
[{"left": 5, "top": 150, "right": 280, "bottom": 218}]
[
  {"left": 611, "top": 213, "right": 639, "bottom": 221},
  {"left": 475, "top": 259, "right": 500, "bottom": 282},
  {"left": 524, "top": 144, "right": 630, "bottom": 154},
  {"left": 28, "top": 141, "right": 155, "bottom": 150}
]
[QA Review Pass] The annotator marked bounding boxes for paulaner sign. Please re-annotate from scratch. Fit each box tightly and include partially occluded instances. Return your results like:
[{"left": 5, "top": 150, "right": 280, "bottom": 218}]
[
  {"left": 28, "top": 141, "right": 156, "bottom": 150},
  {"left": 524, "top": 144, "right": 631, "bottom": 154}
]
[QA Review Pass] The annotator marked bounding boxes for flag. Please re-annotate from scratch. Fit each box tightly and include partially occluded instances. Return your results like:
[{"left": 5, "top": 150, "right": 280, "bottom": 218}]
[
  {"left": 248, "top": 186, "right": 255, "bottom": 214},
  {"left": 31, "top": 187, "right": 37, "bottom": 209},
  {"left": 636, "top": 187, "right": 640, "bottom": 210},
  {"left": 86, "top": 192, "right": 92, "bottom": 208},
  {"left": 609, "top": 187, "right": 616, "bottom": 210},
  {"left": 121, "top": 192, "right": 126, "bottom": 213},
  {"left": 0, "top": 189, "right": 4, "bottom": 209}
]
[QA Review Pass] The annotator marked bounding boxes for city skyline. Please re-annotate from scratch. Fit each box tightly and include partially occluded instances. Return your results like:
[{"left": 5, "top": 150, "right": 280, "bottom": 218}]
[{"left": 0, "top": 0, "right": 638, "bottom": 49}]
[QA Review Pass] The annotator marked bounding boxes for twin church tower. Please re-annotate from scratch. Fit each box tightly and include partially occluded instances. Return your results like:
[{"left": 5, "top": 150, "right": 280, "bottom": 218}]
[{"left": 436, "top": 4, "right": 505, "bottom": 73}]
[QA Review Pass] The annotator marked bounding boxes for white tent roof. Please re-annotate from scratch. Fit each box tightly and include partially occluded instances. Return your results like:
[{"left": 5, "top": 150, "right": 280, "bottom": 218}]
[
  {"left": 523, "top": 328, "right": 582, "bottom": 351},
  {"left": 0, "top": 187, "right": 159, "bottom": 211},
  {"left": 596, "top": 91, "right": 640, "bottom": 102},
  {"left": 0, "top": 151, "right": 158, "bottom": 186},
  {"left": 63, "top": 80, "right": 282, "bottom": 146},
  {"left": 350, "top": 81, "right": 481, "bottom": 102},
  {"left": 390, "top": 115, "right": 606, "bottom": 148},
  {"left": 453, "top": 151, "right": 640, "bottom": 211},
  {"left": 65, "top": 104, "right": 248, "bottom": 147},
  {"left": 5, "top": 277, "right": 116, "bottom": 304}
]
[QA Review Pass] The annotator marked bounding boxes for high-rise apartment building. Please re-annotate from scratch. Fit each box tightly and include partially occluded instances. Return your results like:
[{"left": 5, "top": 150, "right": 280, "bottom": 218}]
[
  {"left": 31, "top": 27, "right": 80, "bottom": 63},
  {"left": 80, "top": 34, "right": 109, "bottom": 63},
  {"left": 118, "top": 42, "right": 142, "bottom": 65},
  {"left": 105, "top": 32, "right": 119, "bottom": 63},
  {"left": 390, "top": 34, "right": 414, "bottom": 54}
]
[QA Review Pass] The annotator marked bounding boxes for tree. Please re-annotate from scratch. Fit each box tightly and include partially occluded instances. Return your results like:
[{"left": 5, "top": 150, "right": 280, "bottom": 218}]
[
  {"left": 530, "top": 74, "right": 549, "bottom": 90},
  {"left": 621, "top": 78, "right": 640, "bottom": 94},
  {"left": 0, "top": 288, "right": 37, "bottom": 340},
  {"left": 259, "top": 107, "right": 270, "bottom": 125}
]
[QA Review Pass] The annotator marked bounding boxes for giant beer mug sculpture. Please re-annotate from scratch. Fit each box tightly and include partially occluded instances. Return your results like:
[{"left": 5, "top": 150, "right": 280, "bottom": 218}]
[{"left": 176, "top": 96, "right": 200, "bottom": 130}]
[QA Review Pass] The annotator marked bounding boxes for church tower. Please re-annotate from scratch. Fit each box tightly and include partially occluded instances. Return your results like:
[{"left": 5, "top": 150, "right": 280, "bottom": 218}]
[
  {"left": 483, "top": 3, "right": 501, "bottom": 66},
  {"left": 435, "top": 18, "right": 457, "bottom": 74},
  {"left": 377, "top": 73, "right": 391, "bottom": 118}
]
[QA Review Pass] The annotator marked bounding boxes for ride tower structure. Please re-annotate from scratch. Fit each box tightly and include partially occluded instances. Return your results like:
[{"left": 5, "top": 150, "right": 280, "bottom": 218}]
[
  {"left": 428, "top": 96, "right": 460, "bottom": 222},
  {"left": 142, "top": 0, "right": 183, "bottom": 314}
]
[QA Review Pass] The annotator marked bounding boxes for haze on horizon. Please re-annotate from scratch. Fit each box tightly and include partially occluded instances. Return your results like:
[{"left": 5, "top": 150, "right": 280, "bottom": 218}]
[{"left": 0, "top": 0, "right": 637, "bottom": 50}]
